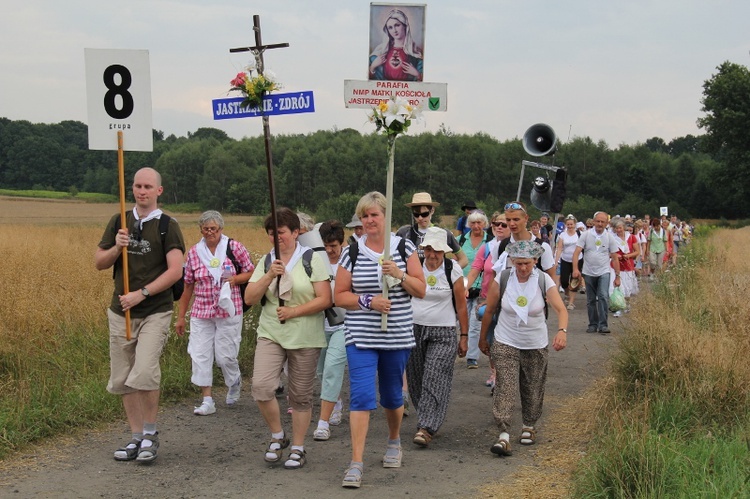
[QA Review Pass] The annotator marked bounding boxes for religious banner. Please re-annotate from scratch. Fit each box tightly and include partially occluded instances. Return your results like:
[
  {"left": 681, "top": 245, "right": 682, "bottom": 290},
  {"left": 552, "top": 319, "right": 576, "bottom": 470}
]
[
  {"left": 368, "top": 3, "right": 426, "bottom": 82},
  {"left": 343, "top": 80, "right": 446, "bottom": 111}
]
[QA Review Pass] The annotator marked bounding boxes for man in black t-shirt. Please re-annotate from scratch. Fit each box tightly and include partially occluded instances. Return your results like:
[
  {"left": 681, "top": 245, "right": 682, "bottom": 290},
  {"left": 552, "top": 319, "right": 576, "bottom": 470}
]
[{"left": 95, "top": 167, "right": 185, "bottom": 464}]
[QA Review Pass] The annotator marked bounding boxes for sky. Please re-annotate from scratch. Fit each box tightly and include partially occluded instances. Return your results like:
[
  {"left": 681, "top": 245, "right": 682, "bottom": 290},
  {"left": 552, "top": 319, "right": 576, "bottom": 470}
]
[{"left": 2, "top": 0, "right": 749, "bottom": 147}]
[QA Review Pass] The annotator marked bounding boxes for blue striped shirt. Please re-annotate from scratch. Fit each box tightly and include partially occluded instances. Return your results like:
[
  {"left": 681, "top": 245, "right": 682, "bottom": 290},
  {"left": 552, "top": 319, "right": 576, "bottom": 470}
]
[{"left": 339, "top": 236, "right": 416, "bottom": 350}]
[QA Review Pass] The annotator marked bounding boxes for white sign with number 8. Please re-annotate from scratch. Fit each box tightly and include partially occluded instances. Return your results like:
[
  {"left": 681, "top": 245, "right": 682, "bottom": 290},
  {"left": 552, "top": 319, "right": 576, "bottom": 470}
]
[{"left": 85, "top": 48, "right": 153, "bottom": 152}]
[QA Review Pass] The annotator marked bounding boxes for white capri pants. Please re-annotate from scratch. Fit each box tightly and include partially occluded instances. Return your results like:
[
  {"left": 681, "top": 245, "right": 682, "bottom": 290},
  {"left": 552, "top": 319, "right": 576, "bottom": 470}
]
[{"left": 188, "top": 315, "right": 243, "bottom": 388}]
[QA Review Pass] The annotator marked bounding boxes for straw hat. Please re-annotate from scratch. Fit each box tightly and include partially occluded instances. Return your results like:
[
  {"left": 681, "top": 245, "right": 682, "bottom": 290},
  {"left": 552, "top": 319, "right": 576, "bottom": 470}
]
[
  {"left": 569, "top": 276, "right": 582, "bottom": 291},
  {"left": 405, "top": 192, "right": 440, "bottom": 207},
  {"left": 419, "top": 227, "right": 452, "bottom": 252}
]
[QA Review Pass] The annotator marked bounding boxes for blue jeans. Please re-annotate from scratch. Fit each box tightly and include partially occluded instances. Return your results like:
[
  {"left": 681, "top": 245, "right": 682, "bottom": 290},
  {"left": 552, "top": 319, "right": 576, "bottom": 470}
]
[
  {"left": 583, "top": 273, "right": 611, "bottom": 330},
  {"left": 466, "top": 297, "right": 482, "bottom": 360}
]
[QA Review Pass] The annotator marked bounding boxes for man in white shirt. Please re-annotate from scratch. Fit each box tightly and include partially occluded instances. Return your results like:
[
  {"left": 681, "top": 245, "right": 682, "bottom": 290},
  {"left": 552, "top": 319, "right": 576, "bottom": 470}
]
[{"left": 571, "top": 211, "right": 621, "bottom": 334}]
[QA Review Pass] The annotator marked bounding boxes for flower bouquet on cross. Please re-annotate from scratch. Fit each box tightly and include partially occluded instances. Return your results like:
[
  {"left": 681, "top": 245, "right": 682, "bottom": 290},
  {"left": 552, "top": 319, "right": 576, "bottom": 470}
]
[
  {"left": 367, "top": 95, "right": 423, "bottom": 138},
  {"left": 229, "top": 64, "right": 282, "bottom": 110}
]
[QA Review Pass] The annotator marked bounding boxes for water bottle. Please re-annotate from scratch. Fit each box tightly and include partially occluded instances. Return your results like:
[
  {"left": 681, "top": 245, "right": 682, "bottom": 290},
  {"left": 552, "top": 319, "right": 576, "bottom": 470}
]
[{"left": 221, "top": 264, "right": 233, "bottom": 284}]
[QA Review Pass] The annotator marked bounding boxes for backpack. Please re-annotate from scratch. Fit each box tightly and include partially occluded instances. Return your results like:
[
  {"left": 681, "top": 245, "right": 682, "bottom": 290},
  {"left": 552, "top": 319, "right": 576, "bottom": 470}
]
[
  {"left": 497, "top": 236, "right": 546, "bottom": 272},
  {"left": 347, "top": 238, "right": 408, "bottom": 274},
  {"left": 419, "top": 255, "right": 457, "bottom": 313},
  {"left": 226, "top": 239, "right": 250, "bottom": 313},
  {"left": 477, "top": 268, "right": 548, "bottom": 330},
  {"left": 260, "top": 248, "right": 315, "bottom": 306},
  {"left": 458, "top": 229, "right": 493, "bottom": 248},
  {"left": 114, "top": 213, "right": 184, "bottom": 301}
]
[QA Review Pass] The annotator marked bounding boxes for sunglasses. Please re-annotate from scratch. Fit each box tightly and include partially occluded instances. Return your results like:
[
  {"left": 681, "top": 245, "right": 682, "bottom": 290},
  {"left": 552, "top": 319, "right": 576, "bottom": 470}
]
[
  {"left": 504, "top": 202, "right": 526, "bottom": 213},
  {"left": 412, "top": 211, "right": 431, "bottom": 219},
  {"left": 491, "top": 221, "right": 508, "bottom": 228}
]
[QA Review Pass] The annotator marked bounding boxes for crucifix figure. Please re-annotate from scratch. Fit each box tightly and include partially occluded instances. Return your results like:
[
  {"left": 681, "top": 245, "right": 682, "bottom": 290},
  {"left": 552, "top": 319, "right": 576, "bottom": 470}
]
[{"left": 229, "top": 15, "right": 289, "bottom": 310}]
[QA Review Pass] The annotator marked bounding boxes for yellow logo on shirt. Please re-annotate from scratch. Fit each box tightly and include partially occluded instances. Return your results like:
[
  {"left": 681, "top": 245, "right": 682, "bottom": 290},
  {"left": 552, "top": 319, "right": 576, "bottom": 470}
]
[
  {"left": 427, "top": 275, "right": 437, "bottom": 286},
  {"left": 210, "top": 257, "right": 220, "bottom": 268},
  {"left": 516, "top": 296, "right": 528, "bottom": 307}
]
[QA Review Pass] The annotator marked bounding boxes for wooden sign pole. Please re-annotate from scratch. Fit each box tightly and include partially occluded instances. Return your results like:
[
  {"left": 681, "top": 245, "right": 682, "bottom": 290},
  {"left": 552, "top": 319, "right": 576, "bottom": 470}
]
[{"left": 116, "top": 131, "right": 131, "bottom": 341}]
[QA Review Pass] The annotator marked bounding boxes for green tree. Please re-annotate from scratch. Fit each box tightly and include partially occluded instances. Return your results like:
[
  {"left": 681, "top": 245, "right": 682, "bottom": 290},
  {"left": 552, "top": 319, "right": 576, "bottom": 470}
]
[{"left": 697, "top": 61, "right": 750, "bottom": 215}]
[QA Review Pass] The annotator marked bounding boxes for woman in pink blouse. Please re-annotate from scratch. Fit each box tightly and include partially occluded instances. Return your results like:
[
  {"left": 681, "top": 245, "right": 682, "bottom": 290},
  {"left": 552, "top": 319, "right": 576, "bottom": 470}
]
[{"left": 176, "top": 211, "right": 255, "bottom": 416}]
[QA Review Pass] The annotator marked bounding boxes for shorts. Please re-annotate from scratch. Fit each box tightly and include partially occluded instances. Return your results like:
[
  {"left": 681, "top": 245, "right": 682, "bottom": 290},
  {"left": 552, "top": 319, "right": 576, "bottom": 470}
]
[
  {"left": 346, "top": 345, "right": 410, "bottom": 411},
  {"left": 251, "top": 337, "right": 320, "bottom": 411},
  {"left": 107, "top": 309, "right": 173, "bottom": 394}
]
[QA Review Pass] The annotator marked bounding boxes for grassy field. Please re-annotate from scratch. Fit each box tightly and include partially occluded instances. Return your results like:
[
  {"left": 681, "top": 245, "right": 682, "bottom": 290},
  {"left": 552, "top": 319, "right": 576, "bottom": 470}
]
[
  {"left": 568, "top": 228, "right": 750, "bottom": 497},
  {"left": 0, "top": 198, "right": 275, "bottom": 458}
]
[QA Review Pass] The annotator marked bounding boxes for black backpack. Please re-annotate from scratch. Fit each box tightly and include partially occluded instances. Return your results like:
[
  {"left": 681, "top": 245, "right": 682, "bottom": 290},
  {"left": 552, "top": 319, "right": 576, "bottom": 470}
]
[
  {"left": 458, "top": 229, "right": 493, "bottom": 248},
  {"left": 496, "top": 236, "right": 546, "bottom": 272},
  {"left": 418, "top": 255, "right": 457, "bottom": 313},
  {"left": 347, "top": 239, "right": 408, "bottom": 272},
  {"left": 114, "top": 213, "right": 184, "bottom": 301},
  {"left": 226, "top": 239, "right": 251, "bottom": 313},
  {"left": 259, "top": 248, "right": 315, "bottom": 306}
]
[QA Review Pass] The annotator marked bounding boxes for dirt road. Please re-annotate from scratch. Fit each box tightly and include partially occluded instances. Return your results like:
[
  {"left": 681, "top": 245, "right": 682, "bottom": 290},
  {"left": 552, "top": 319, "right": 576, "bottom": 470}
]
[{"left": 1, "top": 301, "right": 619, "bottom": 498}]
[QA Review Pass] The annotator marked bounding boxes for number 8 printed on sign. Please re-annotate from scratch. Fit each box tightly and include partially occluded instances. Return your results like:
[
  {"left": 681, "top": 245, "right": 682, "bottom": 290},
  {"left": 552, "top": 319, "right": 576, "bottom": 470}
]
[
  {"left": 84, "top": 48, "right": 153, "bottom": 152},
  {"left": 103, "top": 64, "right": 135, "bottom": 120}
]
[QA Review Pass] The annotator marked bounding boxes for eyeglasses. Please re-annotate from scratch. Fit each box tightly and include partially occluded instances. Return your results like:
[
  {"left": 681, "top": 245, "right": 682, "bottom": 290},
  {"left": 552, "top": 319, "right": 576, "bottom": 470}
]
[
  {"left": 491, "top": 221, "right": 508, "bottom": 228},
  {"left": 504, "top": 202, "right": 526, "bottom": 213},
  {"left": 201, "top": 226, "right": 221, "bottom": 234},
  {"left": 412, "top": 211, "right": 431, "bottom": 219}
]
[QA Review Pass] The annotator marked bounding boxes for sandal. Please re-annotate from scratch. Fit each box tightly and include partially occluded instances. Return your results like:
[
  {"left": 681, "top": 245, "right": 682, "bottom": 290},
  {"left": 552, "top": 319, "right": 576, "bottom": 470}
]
[
  {"left": 491, "top": 437, "right": 512, "bottom": 456},
  {"left": 382, "top": 444, "right": 402, "bottom": 468},
  {"left": 284, "top": 448, "right": 306, "bottom": 469},
  {"left": 135, "top": 432, "right": 159, "bottom": 463},
  {"left": 520, "top": 427, "right": 536, "bottom": 445},
  {"left": 342, "top": 463, "right": 364, "bottom": 488},
  {"left": 413, "top": 429, "right": 432, "bottom": 447},
  {"left": 264, "top": 436, "right": 290, "bottom": 463},
  {"left": 113, "top": 438, "right": 141, "bottom": 461}
]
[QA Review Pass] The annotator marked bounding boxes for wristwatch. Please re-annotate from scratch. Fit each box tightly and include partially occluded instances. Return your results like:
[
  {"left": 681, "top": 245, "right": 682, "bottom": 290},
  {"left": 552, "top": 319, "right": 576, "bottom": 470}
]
[
  {"left": 400, "top": 272, "right": 407, "bottom": 283},
  {"left": 558, "top": 328, "right": 567, "bottom": 333},
  {"left": 141, "top": 287, "right": 150, "bottom": 297}
]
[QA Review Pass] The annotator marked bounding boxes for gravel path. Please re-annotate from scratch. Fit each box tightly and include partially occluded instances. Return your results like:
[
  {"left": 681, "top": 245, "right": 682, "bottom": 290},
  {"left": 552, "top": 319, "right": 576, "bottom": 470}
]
[{"left": 1, "top": 299, "right": 620, "bottom": 498}]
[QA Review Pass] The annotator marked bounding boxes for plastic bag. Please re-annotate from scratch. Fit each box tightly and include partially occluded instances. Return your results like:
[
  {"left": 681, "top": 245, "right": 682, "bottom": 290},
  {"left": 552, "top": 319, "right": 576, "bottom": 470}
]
[{"left": 609, "top": 287, "right": 626, "bottom": 312}]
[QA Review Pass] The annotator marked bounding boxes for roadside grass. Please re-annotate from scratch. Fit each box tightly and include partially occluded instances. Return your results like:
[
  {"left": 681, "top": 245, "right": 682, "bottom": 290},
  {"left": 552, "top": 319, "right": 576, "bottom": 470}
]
[
  {"left": 0, "top": 222, "right": 270, "bottom": 459},
  {"left": 570, "top": 228, "right": 750, "bottom": 497}
]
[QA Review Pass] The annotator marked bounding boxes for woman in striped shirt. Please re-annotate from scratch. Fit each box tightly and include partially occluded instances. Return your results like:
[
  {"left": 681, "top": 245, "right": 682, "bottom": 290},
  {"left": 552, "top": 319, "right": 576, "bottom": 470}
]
[{"left": 335, "top": 191, "right": 425, "bottom": 488}]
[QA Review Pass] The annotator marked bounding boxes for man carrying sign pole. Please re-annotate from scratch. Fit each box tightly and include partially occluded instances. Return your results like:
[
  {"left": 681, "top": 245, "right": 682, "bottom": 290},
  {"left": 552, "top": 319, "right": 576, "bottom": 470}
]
[
  {"left": 95, "top": 167, "right": 185, "bottom": 464},
  {"left": 87, "top": 48, "right": 185, "bottom": 464}
]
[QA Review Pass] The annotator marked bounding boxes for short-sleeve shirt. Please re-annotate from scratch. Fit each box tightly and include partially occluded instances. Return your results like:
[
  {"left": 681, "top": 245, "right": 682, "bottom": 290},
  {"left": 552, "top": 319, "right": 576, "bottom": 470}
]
[
  {"left": 494, "top": 271, "right": 555, "bottom": 350},
  {"left": 576, "top": 229, "right": 618, "bottom": 277},
  {"left": 412, "top": 259, "right": 463, "bottom": 327},
  {"left": 339, "top": 236, "right": 417, "bottom": 350},
  {"left": 249, "top": 250, "right": 329, "bottom": 349},
  {"left": 183, "top": 239, "right": 254, "bottom": 318},
  {"left": 471, "top": 243, "right": 494, "bottom": 298},
  {"left": 99, "top": 212, "right": 185, "bottom": 318}
]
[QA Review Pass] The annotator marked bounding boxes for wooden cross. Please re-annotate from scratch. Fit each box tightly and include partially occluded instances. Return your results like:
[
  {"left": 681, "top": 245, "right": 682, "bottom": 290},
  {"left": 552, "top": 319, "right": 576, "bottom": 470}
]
[{"left": 229, "top": 15, "right": 290, "bottom": 312}]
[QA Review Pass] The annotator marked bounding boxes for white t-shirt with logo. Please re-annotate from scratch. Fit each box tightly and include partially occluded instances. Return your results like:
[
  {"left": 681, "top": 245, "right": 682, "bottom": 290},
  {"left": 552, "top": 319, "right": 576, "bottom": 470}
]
[{"left": 412, "top": 260, "right": 463, "bottom": 327}]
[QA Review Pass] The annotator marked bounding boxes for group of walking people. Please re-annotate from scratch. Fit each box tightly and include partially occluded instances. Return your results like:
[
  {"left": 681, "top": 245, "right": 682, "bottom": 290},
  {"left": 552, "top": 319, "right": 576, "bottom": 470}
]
[{"left": 98, "top": 171, "right": 571, "bottom": 489}]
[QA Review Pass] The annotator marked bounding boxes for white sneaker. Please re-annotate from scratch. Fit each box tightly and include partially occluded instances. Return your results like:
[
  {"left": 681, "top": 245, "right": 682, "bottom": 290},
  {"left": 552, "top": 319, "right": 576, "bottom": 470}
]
[
  {"left": 313, "top": 426, "right": 331, "bottom": 441},
  {"left": 226, "top": 380, "right": 241, "bottom": 405},
  {"left": 613, "top": 310, "right": 622, "bottom": 318},
  {"left": 194, "top": 399, "right": 216, "bottom": 416},
  {"left": 329, "top": 400, "right": 343, "bottom": 426}
]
